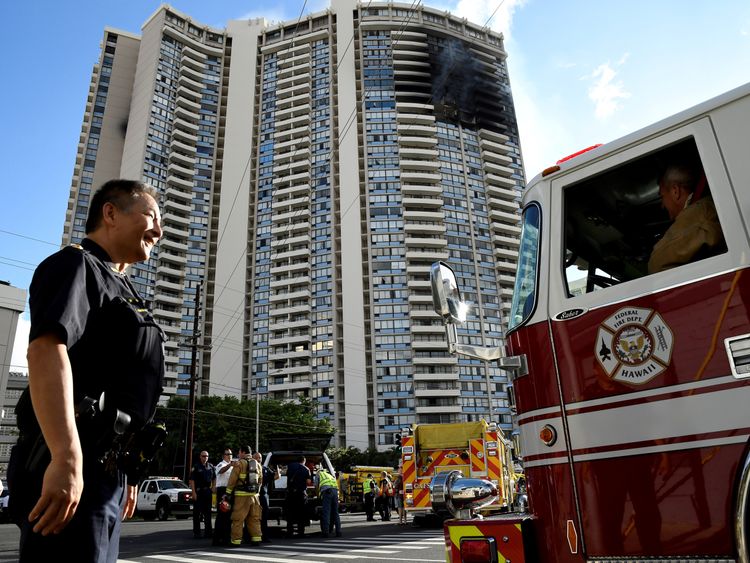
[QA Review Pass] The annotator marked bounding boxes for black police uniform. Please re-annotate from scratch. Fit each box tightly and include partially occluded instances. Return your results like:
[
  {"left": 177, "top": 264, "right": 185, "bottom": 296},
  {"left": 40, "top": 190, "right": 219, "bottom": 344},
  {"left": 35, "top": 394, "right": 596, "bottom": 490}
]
[
  {"left": 284, "top": 462, "right": 310, "bottom": 537},
  {"left": 8, "top": 239, "right": 165, "bottom": 563},
  {"left": 259, "top": 464, "right": 275, "bottom": 540},
  {"left": 190, "top": 461, "right": 214, "bottom": 538}
]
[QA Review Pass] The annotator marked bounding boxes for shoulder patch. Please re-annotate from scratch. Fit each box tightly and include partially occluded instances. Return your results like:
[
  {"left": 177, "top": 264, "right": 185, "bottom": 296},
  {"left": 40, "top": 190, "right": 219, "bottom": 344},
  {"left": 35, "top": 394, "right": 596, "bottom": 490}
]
[{"left": 69, "top": 243, "right": 84, "bottom": 250}]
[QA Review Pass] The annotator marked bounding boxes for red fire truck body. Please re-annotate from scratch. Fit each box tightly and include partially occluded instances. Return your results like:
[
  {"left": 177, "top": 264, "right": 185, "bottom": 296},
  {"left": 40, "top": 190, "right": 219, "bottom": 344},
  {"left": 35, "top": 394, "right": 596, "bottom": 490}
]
[{"left": 437, "top": 82, "right": 750, "bottom": 562}]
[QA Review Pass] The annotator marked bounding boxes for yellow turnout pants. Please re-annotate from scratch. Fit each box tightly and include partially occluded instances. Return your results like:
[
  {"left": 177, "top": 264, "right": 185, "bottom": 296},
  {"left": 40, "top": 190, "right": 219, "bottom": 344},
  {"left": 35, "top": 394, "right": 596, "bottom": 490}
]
[{"left": 231, "top": 493, "right": 262, "bottom": 544}]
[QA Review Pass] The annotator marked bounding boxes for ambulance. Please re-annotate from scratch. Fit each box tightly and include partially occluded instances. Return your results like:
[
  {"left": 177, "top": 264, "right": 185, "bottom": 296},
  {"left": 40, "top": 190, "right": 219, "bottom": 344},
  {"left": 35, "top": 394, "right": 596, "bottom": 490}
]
[
  {"left": 431, "top": 81, "right": 750, "bottom": 562},
  {"left": 400, "top": 420, "right": 516, "bottom": 521}
]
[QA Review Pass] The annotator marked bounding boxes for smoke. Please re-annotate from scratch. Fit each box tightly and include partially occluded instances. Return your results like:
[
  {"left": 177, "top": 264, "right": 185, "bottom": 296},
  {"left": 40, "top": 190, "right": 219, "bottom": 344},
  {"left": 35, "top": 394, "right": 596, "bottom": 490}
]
[{"left": 431, "top": 39, "right": 486, "bottom": 118}]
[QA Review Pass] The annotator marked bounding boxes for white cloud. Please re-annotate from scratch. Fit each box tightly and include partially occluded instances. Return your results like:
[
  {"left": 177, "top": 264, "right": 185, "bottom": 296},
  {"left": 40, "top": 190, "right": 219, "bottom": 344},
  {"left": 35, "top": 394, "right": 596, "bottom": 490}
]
[
  {"left": 448, "top": 0, "right": 528, "bottom": 39},
  {"left": 588, "top": 62, "right": 630, "bottom": 119},
  {"left": 11, "top": 317, "right": 30, "bottom": 373}
]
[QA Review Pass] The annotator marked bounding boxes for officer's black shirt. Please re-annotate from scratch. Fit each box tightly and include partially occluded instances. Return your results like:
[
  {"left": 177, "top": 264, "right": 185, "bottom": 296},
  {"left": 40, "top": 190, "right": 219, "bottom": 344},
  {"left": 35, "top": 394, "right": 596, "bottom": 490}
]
[
  {"left": 190, "top": 463, "right": 215, "bottom": 491},
  {"left": 286, "top": 462, "right": 310, "bottom": 493},
  {"left": 19, "top": 238, "right": 165, "bottom": 435}
]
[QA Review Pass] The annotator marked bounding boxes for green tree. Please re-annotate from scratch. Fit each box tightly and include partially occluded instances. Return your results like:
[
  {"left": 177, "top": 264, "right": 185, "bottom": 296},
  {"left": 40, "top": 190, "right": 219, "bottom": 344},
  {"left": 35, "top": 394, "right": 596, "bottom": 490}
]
[
  {"left": 326, "top": 445, "right": 400, "bottom": 472},
  {"left": 149, "top": 394, "right": 333, "bottom": 478}
]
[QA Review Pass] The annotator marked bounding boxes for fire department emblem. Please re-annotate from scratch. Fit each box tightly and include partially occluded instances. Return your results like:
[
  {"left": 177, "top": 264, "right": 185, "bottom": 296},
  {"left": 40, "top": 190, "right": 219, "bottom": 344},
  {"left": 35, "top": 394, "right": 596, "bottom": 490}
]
[{"left": 595, "top": 306, "right": 673, "bottom": 385}]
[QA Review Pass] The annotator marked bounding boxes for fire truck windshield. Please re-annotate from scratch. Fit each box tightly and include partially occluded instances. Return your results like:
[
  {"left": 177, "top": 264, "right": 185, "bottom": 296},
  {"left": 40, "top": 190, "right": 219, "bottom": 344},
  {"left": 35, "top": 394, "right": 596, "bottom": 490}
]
[{"left": 509, "top": 203, "right": 540, "bottom": 331}]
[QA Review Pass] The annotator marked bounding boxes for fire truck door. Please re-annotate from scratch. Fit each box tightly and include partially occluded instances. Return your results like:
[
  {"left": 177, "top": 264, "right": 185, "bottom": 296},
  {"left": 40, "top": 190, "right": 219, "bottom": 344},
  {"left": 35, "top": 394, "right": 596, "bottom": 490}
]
[{"left": 547, "top": 119, "right": 750, "bottom": 557}]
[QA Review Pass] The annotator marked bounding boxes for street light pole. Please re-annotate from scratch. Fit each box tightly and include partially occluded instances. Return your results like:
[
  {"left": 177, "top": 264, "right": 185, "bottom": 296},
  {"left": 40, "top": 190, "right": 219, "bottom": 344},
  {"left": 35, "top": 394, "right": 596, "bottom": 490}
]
[
  {"left": 183, "top": 281, "right": 202, "bottom": 482},
  {"left": 255, "top": 380, "right": 260, "bottom": 454}
]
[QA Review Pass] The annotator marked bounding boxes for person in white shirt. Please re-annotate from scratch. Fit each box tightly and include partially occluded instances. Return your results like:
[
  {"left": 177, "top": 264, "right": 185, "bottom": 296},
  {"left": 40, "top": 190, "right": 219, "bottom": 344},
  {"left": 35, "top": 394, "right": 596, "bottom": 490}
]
[{"left": 212, "top": 449, "right": 234, "bottom": 546}]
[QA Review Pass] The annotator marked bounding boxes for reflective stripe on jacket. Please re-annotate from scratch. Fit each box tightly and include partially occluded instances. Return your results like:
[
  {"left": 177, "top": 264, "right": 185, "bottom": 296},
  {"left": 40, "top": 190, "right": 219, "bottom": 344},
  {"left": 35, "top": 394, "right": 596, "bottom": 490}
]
[
  {"left": 318, "top": 470, "right": 337, "bottom": 490},
  {"left": 363, "top": 478, "right": 374, "bottom": 494}
]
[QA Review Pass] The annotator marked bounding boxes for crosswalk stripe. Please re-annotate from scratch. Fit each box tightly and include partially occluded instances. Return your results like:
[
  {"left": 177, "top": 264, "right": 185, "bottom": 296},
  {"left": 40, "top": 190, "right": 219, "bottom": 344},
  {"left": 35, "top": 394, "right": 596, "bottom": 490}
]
[
  {"left": 281, "top": 542, "right": 398, "bottom": 554},
  {"left": 147, "top": 553, "right": 324, "bottom": 563}
]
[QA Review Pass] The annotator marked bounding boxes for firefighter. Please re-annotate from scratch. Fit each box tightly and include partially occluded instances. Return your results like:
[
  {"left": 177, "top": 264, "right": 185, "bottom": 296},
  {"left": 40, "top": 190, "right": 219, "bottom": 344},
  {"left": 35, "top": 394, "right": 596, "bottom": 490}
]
[
  {"left": 648, "top": 162, "right": 725, "bottom": 273},
  {"left": 225, "top": 445, "right": 262, "bottom": 547},
  {"left": 363, "top": 473, "right": 376, "bottom": 521},
  {"left": 376, "top": 471, "right": 392, "bottom": 521}
]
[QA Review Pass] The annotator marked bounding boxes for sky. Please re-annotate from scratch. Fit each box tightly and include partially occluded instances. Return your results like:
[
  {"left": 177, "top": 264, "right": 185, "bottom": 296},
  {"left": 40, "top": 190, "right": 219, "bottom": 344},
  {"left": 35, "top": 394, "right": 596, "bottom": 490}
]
[{"left": 3, "top": 0, "right": 750, "bottom": 371}]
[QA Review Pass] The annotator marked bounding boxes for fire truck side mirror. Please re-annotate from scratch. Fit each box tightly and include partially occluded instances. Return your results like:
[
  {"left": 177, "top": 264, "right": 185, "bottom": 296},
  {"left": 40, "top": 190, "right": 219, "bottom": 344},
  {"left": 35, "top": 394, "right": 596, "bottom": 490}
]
[{"left": 430, "top": 261, "right": 469, "bottom": 324}]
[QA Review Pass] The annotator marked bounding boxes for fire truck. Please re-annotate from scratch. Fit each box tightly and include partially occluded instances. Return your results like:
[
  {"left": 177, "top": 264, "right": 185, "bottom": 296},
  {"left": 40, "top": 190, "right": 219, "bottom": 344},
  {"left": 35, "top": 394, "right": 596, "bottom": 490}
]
[
  {"left": 339, "top": 465, "right": 394, "bottom": 512},
  {"left": 400, "top": 420, "right": 516, "bottom": 521},
  {"left": 431, "top": 81, "right": 750, "bottom": 562}
]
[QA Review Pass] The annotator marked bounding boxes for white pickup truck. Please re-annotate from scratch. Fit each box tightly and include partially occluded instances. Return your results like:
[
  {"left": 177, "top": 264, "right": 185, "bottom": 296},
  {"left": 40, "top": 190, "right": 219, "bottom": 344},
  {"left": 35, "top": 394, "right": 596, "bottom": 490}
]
[{"left": 136, "top": 476, "right": 193, "bottom": 521}]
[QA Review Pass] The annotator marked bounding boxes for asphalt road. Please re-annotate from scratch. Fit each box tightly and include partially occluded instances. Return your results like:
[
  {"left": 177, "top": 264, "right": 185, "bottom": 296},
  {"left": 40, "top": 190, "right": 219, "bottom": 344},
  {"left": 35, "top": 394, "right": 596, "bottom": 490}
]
[{"left": 0, "top": 513, "right": 447, "bottom": 563}]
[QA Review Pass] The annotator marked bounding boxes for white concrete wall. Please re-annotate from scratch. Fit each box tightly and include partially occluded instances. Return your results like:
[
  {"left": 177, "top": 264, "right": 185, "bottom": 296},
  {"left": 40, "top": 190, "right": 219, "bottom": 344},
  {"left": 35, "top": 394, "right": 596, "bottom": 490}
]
[
  {"left": 332, "top": 0, "right": 369, "bottom": 449},
  {"left": 208, "top": 18, "right": 265, "bottom": 398},
  {"left": 119, "top": 12, "right": 163, "bottom": 179},
  {"left": 93, "top": 30, "right": 140, "bottom": 189}
]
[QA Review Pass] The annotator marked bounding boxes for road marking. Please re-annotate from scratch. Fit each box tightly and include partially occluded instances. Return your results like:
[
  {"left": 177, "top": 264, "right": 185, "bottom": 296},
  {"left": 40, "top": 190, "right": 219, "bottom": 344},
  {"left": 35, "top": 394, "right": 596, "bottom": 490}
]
[
  {"left": 281, "top": 542, "right": 398, "bottom": 554},
  {"left": 147, "top": 553, "right": 325, "bottom": 563}
]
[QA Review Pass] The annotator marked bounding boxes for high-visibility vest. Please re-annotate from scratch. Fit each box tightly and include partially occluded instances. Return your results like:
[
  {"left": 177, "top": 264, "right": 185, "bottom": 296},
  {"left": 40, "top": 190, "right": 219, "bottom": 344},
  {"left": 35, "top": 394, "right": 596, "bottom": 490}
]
[
  {"left": 318, "top": 470, "right": 337, "bottom": 490},
  {"left": 363, "top": 478, "right": 374, "bottom": 494}
]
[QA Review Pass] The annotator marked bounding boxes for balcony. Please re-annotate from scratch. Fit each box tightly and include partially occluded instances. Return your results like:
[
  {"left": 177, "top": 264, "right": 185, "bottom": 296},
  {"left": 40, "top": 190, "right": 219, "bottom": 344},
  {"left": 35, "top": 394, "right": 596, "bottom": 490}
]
[
  {"left": 154, "top": 292, "right": 183, "bottom": 306},
  {"left": 490, "top": 209, "right": 520, "bottom": 224},
  {"left": 270, "top": 274, "right": 309, "bottom": 288},
  {"left": 153, "top": 308, "right": 182, "bottom": 320},
  {"left": 271, "top": 234, "right": 310, "bottom": 249},
  {"left": 399, "top": 135, "right": 438, "bottom": 148},
  {"left": 163, "top": 209, "right": 191, "bottom": 225},
  {"left": 405, "top": 236, "right": 446, "bottom": 248},
  {"left": 400, "top": 159, "right": 440, "bottom": 171},
  {"left": 273, "top": 209, "right": 310, "bottom": 224},
  {"left": 276, "top": 82, "right": 311, "bottom": 100},
  {"left": 276, "top": 92, "right": 310, "bottom": 110},
  {"left": 485, "top": 173, "right": 517, "bottom": 189},
  {"left": 176, "top": 94, "right": 201, "bottom": 113},
  {"left": 401, "top": 184, "right": 442, "bottom": 196},
  {"left": 489, "top": 198, "right": 519, "bottom": 214},
  {"left": 495, "top": 247, "right": 518, "bottom": 261},
  {"left": 170, "top": 135, "right": 197, "bottom": 153},
  {"left": 479, "top": 128, "right": 511, "bottom": 145},
  {"left": 400, "top": 171, "right": 441, "bottom": 183},
  {"left": 165, "top": 186, "right": 193, "bottom": 201},
  {"left": 402, "top": 196, "right": 442, "bottom": 208},
  {"left": 160, "top": 237, "right": 189, "bottom": 252},
  {"left": 396, "top": 113, "right": 435, "bottom": 126},
  {"left": 403, "top": 209, "right": 444, "bottom": 221},
  {"left": 491, "top": 221, "right": 521, "bottom": 237},
  {"left": 157, "top": 264, "right": 184, "bottom": 277}
]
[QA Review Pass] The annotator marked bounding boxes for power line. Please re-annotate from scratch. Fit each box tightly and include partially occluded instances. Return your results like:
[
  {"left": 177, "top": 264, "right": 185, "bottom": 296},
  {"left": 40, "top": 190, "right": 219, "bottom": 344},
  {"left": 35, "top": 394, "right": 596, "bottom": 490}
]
[{"left": 0, "top": 229, "right": 59, "bottom": 247}]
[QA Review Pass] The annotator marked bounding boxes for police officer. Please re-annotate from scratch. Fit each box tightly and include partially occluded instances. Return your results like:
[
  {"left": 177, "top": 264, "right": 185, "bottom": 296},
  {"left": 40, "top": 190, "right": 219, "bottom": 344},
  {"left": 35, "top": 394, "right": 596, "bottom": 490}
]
[
  {"left": 8, "top": 179, "right": 164, "bottom": 562},
  {"left": 189, "top": 451, "right": 214, "bottom": 538},
  {"left": 253, "top": 451, "right": 279, "bottom": 542},
  {"left": 284, "top": 455, "right": 310, "bottom": 537}
]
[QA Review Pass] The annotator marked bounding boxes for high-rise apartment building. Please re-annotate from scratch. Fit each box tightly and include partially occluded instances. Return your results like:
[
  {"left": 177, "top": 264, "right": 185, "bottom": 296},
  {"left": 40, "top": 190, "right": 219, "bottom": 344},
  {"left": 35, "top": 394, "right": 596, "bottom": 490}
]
[
  {"left": 0, "top": 281, "right": 27, "bottom": 479},
  {"left": 63, "top": 1, "right": 524, "bottom": 449}
]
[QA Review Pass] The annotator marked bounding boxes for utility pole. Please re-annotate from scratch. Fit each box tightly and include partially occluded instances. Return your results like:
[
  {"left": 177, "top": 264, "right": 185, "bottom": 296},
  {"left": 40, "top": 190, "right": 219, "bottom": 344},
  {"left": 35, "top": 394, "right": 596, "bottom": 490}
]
[{"left": 183, "top": 280, "right": 202, "bottom": 482}]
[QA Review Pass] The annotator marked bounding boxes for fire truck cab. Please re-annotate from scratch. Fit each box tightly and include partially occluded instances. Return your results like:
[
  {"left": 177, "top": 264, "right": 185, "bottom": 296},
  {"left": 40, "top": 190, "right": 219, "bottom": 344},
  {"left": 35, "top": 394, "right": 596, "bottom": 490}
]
[{"left": 433, "top": 81, "right": 750, "bottom": 562}]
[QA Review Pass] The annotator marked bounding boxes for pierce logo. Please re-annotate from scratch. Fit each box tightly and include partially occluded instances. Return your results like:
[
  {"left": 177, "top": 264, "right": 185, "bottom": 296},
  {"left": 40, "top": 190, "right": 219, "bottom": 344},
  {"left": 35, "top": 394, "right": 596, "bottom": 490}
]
[{"left": 595, "top": 307, "right": 673, "bottom": 385}]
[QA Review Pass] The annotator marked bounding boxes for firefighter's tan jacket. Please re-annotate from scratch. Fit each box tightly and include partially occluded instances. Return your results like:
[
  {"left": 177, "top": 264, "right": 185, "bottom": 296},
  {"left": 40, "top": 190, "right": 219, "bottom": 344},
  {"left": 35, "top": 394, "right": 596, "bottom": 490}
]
[
  {"left": 648, "top": 197, "right": 726, "bottom": 274},
  {"left": 226, "top": 456, "right": 262, "bottom": 496}
]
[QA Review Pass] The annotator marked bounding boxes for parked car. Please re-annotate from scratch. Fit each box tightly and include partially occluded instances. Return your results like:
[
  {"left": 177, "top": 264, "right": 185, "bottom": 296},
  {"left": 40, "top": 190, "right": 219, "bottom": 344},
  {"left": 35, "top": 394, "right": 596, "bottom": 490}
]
[
  {"left": 136, "top": 476, "right": 193, "bottom": 521},
  {"left": 0, "top": 485, "right": 9, "bottom": 523}
]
